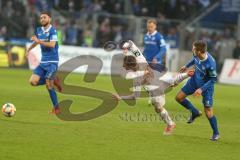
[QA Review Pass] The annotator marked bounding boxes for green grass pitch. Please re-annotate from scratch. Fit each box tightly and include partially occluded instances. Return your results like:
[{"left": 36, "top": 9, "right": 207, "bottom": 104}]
[{"left": 0, "top": 68, "right": 239, "bottom": 160}]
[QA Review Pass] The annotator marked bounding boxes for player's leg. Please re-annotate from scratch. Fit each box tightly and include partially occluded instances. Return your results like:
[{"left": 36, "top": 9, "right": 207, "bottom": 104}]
[
  {"left": 171, "top": 70, "right": 194, "bottom": 86},
  {"left": 151, "top": 95, "right": 176, "bottom": 135},
  {"left": 29, "top": 74, "right": 40, "bottom": 86},
  {"left": 159, "top": 70, "right": 194, "bottom": 87},
  {"left": 202, "top": 90, "right": 220, "bottom": 141},
  {"left": 29, "top": 65, "right": 46, "bottom": 86},
  {"left": 53, "top": 75, "right": 62, "bottom": 92},
  {"left": 175, "top": 79, "right": 202, "bottom": 123},
  {"left": 45, "top": 63, "right": 60, "bottom": 114}
]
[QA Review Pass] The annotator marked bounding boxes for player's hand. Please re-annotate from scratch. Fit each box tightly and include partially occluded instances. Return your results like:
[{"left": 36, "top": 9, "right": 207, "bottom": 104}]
[
  {"left": 112, "top": 94, "right": 121, "bottom": 101},
  {"left": 144, "top": 67, "right": 154, "bottom": 79},
  {"left": 25, "top": 47, "right": 31, "bottom": 57},
  {"left": 179, "top": 66, "right": 187, "bottom": 73},
  {"left": 193, "top": 88, "right": 202, "bottom": 97},
  {"left": 31, "top": 36, "right": 40, "bottom": 44},
  {"left": 170, "top": 83, "right": 178, "bottom": 87},
  {"left": 25, "top": 52, "right": 29, "bottom": 57},
  {"left": 123, "top": 48, "right": 128, "bottom": 54}
]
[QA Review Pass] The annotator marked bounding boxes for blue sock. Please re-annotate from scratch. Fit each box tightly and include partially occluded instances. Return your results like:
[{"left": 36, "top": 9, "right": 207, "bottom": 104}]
[
  {"left": 180, "top": 99, "right": 199, "bottom": 115},
  {"left": 48, "top": 88, "right": 59, "bottom": 108},
  {"left": 37, "top": 78, "right": 46, "bottom": 85},
  {"left": 208, "top": 116, "right": 219, "bottom": 135}
]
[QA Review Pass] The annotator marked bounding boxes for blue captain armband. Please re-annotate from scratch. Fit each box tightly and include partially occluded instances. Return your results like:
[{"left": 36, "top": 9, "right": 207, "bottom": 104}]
[{"left": 208, "top": 67, "right": 217, "bottom": 78}]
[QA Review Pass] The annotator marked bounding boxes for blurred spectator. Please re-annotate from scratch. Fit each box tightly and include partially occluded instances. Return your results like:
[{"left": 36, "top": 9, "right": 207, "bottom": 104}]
[
  {"left": 232, "top": 40, "right": 240, "bottom": 59},
  {"left": 198, "top": 0, "right": 210, "bottom": 8},
  {"left": 94, "top": 17, "right": 112, "bottom": 47},
  {"left": 132, "top": 0, "right": 141, "bottom": 15},
  {"left": 68, "top": 0, "right": 75, "bottom": 13},
  {"left": 112, "top": 25, "right": 123, "bottom": 42},
  {"left": 212, "top": 34, "right": 223, "bottom": 73},
  {"left": 89, "top": 0, "right": 102, "bottom": 12},
  {"left": 0, "top": 26, "right": 8, "bottom": 40},
  {"left": 2, "top": 0, "right": 14, "bottom": 18},
  {"left": 165, "top": 26, "right": 179, "bottom": 49},
  {"left": 83, "top": 30, "right": 93, "bottom": 47},
  {"left": 53, "top": 19, "right": 63, "bottom": 45},
  {"left": 65, "top": 20, "right": 78, "bottom": 45}
]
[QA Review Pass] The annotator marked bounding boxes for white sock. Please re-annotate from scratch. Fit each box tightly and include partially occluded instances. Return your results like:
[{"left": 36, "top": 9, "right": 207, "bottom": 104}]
[
  {"left": 173, "top": 73, "right": 188, "bottom": 85},
  {"left": 160, "top": 108, "right": 174, "bottom": 126}
]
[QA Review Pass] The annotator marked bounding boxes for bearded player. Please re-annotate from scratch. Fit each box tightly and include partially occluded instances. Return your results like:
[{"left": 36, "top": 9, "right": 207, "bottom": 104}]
[{"left": 26, "top": 11, "right": 61, "bottom": 114}]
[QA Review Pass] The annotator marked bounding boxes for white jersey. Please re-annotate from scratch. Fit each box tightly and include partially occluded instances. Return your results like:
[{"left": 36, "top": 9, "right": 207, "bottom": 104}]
[
  {"left": 122, "top": 40, "right": 188, "bottom": 95},
  {"left": 122, "top": 40, "right": 167, "bottom": 91},
  {"left": 122, "top": 40, "right": 148, "bottom": 70}
]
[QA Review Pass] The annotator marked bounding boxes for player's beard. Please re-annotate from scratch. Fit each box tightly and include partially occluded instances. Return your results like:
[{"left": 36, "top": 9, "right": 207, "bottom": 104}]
[{"left": 41, "top": 20, "right": 50, "bottom": 27}]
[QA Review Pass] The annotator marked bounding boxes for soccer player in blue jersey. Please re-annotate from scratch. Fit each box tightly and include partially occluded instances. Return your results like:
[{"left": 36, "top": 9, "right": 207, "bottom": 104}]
[
  {"left": 143, "top": 19, "right": 167, "bottom": 105},
  {"left": 175, "top": 40, "right": 220, "bottom": 141},
  {"left": 26, "top": 11, "right": 61, "bottom": 114},
  {"left": 143, "top": 19, "right": 167, "bottom": 66}
]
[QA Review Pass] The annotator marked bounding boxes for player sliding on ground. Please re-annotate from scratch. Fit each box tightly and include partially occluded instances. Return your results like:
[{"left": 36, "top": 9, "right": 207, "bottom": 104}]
[
  {"left": 26, "top": 11, "right": 62, "bottom": 114},
  {"left": 112, "top": 40, "right": 194, "bottom": 135},
  {"left": 175, "top": 40, "right": 220, "bottom": 141}
]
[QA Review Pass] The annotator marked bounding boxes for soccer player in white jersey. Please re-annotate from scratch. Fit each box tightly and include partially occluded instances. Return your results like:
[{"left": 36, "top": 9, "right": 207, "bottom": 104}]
[{"left": 112, "top": 40, "right": 194, "bottom": 135}]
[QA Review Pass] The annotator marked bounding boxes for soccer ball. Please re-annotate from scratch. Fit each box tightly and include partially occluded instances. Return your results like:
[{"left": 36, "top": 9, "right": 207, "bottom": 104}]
[{"left": 2, "top": 103, "right": 16, "bottom": 117}]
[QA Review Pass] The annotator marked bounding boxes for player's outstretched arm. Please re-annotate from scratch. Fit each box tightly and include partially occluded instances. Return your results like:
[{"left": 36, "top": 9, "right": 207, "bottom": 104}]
[
  {"left": 112, "top": 93, "right": 137, "bottom": 101},
  {"left": 26, "top": 41, "right": 38, "bottom": 56},
  {"left": 180, "top": 57, "right": 195, "bottom": 72},
  {"left": 112, "top": 85, "right": 141, "bottom": 101},
  {"left": 27, "top": 42, "right": 38, "bottom": 52}
]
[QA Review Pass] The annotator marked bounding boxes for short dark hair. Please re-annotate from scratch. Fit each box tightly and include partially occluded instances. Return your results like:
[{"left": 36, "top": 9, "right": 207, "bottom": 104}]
[
  {"left": 193, "top": 40, "right": 207, "bottom": 53},
  {"left": 123, "top": 56, "right": 138, "bottom": 71},
  {"left": 40, "top": 11, "right": 51, "bottom": 17}
]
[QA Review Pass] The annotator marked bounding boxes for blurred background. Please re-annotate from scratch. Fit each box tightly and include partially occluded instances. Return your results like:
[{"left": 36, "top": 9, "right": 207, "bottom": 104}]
[{"left": 0, "top": 0, "right": 240, "bottom": 84}]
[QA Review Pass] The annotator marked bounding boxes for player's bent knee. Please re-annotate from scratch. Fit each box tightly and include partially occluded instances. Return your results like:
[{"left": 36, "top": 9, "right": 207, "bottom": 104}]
[
  {"left": 204, "top": 107, "right": 213, "bottom": 118},
  {"left": 154, "top": 107, "right": 164, "bottom": 113},
  {"left": 45, "top": 79, "right": 54, "bottom": 89},
  {"left": 152, "top": 96, "right": 165, "bottom": 113},
  {"left": 46, "top": 83, "right": 53, "bottom": 89},
  {"left": 205, "top": 112, "right": 213, "bottom": 118},
  {"left": 155, "top": 107, "right": 160, "bottom": 113},
  {"left": 175, "top": 95, "right": 182, "bottom": 103},
  {"left": 29, "top": 79, "right": 38, "bottom": 86},
  {"left": 152, "top": 102, "right": 161, "bottom": 113},
  {"left": 175, "top": 91, "right": 187, "bottom": 103}
]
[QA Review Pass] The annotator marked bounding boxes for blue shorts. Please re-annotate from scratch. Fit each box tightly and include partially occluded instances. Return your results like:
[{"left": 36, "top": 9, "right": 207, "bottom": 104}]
[
  {"left": 145, "top": 54, "right": 165, "bottom": 64},
  {"left": 181, "top": 78, "right": 214, "bottom": 107},
  {"left": 33, "top": 63, "right": 58, "bottom": 80}
]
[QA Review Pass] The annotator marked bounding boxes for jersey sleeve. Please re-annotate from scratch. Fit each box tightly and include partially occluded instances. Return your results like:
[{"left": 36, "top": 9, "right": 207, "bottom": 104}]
[
  {"left": 185, "top": 57, "right": 195, "bottom": 68},
  {"left": 159, "top": 35, "right": 166, "bottom": 47},
  {"left": 50, "top": 28, "right": 58, "bottom": 42},
  {"left": 119, "top": 77, "right": 141, "bottom": 100},
  {"left": 155, "top": 34, "right": 167, "bottom": 60}
]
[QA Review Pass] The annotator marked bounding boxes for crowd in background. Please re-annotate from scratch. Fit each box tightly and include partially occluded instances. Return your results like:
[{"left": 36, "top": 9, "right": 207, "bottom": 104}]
[{"left": 0, "top": 0, "right": 238, "bottom": 58}]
